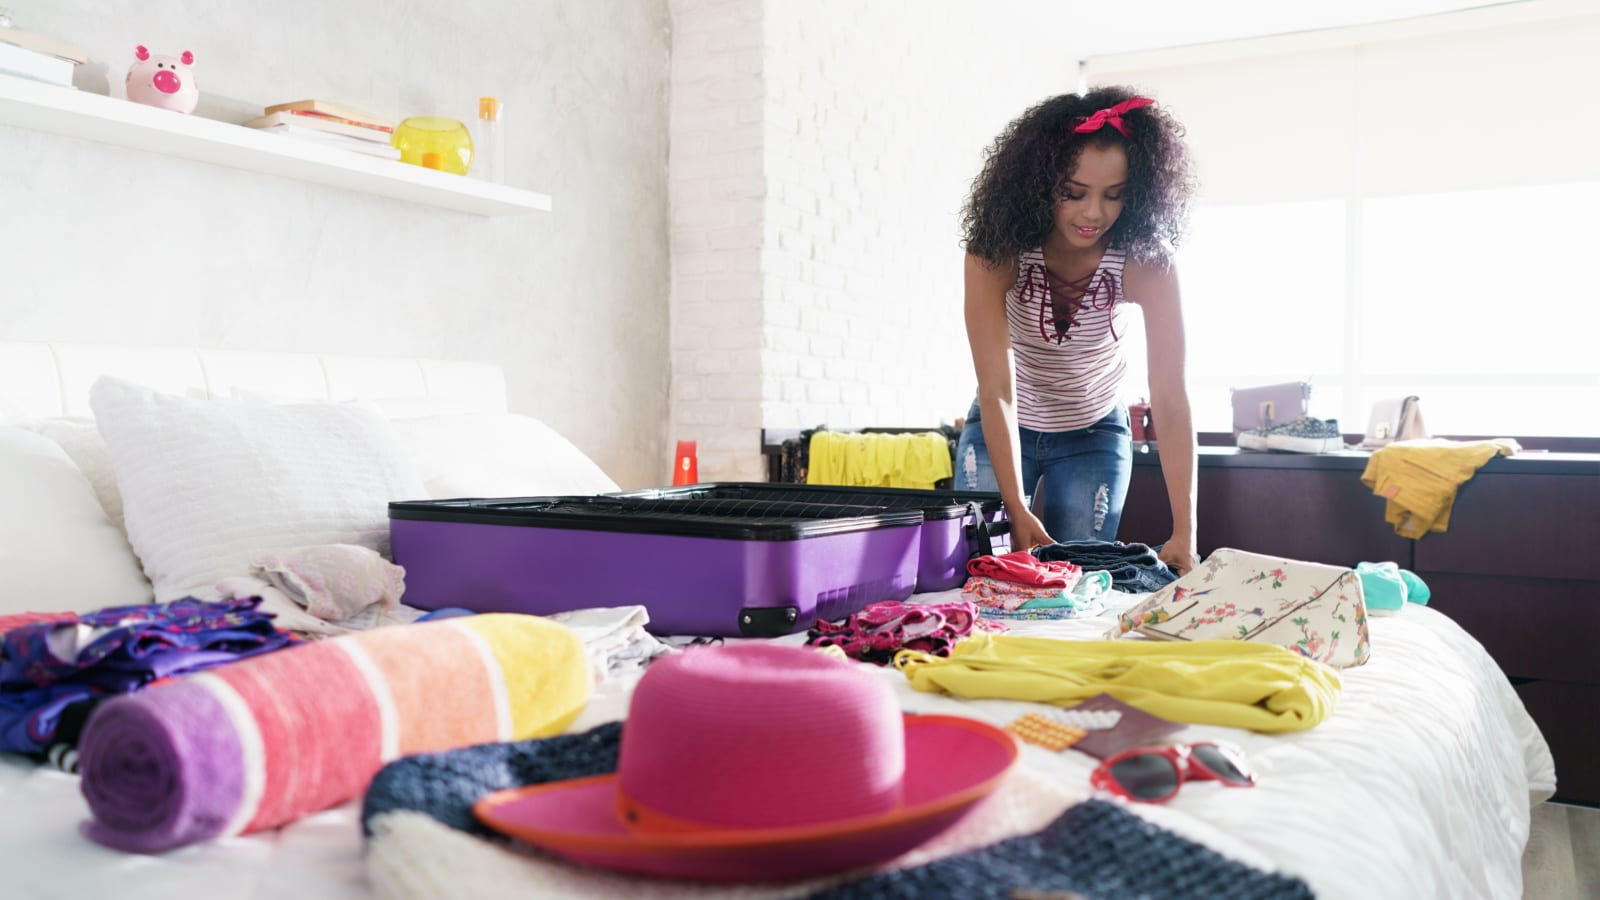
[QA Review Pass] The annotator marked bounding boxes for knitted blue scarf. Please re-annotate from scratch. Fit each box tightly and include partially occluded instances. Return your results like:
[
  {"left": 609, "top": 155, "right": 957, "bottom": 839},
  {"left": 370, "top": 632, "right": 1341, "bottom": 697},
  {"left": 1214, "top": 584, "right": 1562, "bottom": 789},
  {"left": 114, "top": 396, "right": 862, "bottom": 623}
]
[{"left": 361, "top": 723, "right": 1313, "bottom": 899}]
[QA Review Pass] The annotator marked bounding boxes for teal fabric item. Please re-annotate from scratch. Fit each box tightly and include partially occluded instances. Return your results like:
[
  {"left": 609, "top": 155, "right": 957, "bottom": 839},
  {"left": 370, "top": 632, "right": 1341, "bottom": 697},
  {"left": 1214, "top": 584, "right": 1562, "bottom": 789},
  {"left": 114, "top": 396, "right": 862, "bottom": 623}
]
[
  {"left": 1073, "top": 570, "right": 1114, "bottom": 595},
  {"left": 1398, "top": 568, "right": 1431, "bottom": 605},
  {"left": 1357, "top": 561, "right": 1430, "bottom": 612},
  {"left": 1017, "top": 570, "right": 1116, "bottom": 610},
  {"left": 1017, "top": 594, "right": 1077, "bottom": 610},
  {"left": 1357, "top": 562, "right": 1406, "bottom": 613}
]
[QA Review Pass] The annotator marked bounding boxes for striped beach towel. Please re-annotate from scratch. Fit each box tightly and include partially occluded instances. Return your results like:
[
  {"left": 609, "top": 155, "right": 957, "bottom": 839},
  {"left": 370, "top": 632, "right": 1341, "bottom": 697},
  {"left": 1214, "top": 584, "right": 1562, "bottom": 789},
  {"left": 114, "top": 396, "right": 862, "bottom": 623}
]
[{"left": 77, "top": 613, "right": 589, "bottom": 853}]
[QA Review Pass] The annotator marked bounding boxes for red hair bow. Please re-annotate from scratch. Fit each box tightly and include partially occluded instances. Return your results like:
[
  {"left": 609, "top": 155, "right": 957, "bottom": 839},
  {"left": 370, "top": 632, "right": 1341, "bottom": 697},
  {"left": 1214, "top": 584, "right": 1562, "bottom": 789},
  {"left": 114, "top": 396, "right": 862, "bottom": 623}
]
[{"left": 1072, "top": 96, "right": 1156, "bottom": 137}]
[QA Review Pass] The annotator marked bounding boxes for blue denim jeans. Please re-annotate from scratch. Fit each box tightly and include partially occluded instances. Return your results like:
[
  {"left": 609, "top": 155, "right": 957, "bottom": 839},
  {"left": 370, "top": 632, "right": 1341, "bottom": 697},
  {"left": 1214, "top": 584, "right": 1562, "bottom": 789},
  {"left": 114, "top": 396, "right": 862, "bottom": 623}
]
[
  {"left": 1034, "top": 540, "right": 1177, "bottom": 593},
  {"left": 954, "top": 399, "right": 1133, "bottom": 542}
]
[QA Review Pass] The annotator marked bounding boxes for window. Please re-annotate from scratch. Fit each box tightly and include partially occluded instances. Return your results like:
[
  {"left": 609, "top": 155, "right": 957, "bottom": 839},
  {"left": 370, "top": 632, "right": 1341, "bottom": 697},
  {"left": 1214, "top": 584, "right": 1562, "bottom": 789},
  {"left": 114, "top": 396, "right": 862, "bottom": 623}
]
[
  {"left": 1360, "top": 182, "right": 1600, "bottom": 436},
  {"left": 1093, "top": 2, "right": 1600, "bottom": 438}
]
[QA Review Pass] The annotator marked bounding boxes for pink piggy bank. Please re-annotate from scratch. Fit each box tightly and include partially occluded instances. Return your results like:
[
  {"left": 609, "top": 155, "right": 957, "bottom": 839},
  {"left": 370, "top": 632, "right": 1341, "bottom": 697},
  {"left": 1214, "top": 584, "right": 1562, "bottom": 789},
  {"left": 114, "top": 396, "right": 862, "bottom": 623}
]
[{"left": 125, "top": 45, "right": 198, "bottom": 114}]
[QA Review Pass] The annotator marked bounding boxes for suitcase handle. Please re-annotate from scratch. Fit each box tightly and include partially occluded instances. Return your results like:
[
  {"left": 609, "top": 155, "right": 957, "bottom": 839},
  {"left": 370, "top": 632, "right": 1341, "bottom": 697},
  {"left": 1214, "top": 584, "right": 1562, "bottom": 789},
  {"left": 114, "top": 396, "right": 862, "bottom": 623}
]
[{"left": 964, "top": 502, "right": 1011, "bottom": 558}]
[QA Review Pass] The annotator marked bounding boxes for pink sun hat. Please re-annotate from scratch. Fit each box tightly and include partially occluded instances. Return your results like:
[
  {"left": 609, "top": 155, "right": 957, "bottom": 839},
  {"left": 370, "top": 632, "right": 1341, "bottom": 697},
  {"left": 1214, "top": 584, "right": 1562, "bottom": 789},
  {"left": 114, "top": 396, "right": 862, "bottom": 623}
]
[{"left": 473, "top": 642, "right": 1018, "bottom": 882}]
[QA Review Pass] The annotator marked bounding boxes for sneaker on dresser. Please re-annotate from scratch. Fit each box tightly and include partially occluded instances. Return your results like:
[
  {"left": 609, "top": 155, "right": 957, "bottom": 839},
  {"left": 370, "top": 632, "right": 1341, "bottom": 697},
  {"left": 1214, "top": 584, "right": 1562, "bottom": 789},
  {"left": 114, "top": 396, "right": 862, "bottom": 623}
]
[
  {"left": 1265, "top": 417, "right": 1345, "bottom": 453},
  {"left": 1236, "top": 426, "right": 1273, "bottom": 451}
]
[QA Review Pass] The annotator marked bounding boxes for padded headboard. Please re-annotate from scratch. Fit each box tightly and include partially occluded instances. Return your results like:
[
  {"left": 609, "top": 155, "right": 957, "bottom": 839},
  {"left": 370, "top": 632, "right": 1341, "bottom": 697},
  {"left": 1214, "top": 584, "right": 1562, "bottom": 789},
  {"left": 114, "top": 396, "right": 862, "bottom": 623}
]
[{"left": 0, "top": 342, "right": 508, "bottom": 421}]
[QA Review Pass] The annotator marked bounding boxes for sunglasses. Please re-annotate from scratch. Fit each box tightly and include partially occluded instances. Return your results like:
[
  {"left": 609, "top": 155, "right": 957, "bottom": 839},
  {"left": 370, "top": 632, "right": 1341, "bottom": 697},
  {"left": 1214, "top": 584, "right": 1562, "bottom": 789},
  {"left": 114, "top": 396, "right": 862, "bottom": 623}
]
[{"left": 1089, "top": 742, "right": 1256, "bottom": 804}]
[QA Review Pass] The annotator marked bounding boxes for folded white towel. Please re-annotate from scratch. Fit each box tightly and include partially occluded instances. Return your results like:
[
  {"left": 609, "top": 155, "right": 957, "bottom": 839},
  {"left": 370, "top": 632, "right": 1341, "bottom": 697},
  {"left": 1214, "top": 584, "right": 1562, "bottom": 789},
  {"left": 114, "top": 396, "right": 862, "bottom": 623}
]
[{"left": 542, "top": 605, "right": 671, "bottom": 685}]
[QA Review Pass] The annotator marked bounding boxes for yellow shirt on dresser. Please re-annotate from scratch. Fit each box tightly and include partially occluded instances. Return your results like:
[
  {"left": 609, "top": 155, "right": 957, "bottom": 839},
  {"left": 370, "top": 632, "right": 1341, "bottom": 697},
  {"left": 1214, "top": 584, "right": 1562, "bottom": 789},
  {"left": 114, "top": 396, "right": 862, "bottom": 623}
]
[
  {"left": 1360, "top": 438, "right": 1520, "bottom": 539},
  {"left": 805, "top": 431, "right": 852, "bottom": 486},
  {"left": 806, "top": 431, "right": 952, "bottom": 490},
  {"left": 887, "top": 432, "right": 952, "bottom": 489},
  {"left": 895, "top": 632, "right": 1341, "bottom": 733}
]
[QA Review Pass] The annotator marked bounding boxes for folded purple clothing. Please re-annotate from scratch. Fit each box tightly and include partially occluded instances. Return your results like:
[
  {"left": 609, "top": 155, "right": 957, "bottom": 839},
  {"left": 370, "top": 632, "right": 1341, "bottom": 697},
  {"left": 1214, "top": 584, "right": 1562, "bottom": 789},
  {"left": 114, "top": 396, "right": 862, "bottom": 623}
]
[{"left": 0, "top": 596, "right": 293, "bottom": 754}]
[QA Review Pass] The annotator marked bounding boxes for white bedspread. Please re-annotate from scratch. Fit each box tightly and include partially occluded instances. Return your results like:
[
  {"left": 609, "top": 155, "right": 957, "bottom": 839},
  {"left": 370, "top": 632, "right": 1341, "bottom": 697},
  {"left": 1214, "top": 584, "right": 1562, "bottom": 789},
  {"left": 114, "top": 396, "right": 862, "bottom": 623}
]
[{"left": 0, "top": 596, "right": 1554, "bottom": 900}]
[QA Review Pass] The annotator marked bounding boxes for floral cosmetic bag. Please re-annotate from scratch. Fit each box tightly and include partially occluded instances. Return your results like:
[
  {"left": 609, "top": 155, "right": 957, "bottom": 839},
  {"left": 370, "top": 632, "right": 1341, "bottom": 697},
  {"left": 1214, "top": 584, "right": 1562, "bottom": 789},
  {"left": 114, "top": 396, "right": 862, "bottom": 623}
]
[{"left": 1108, "top": 548, "right": 1371, "bottom": 668}]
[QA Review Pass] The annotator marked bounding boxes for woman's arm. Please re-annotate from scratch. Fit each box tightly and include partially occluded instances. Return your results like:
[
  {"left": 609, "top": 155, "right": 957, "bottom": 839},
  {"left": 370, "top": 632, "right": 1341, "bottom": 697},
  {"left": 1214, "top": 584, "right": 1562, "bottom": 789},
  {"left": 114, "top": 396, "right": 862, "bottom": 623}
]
[
  {"left": 1128, "top": 258, "right": 1198, "bottom": 574},
  {"left": 963, "top": 253, "right": 1055, "bottom": 550}
]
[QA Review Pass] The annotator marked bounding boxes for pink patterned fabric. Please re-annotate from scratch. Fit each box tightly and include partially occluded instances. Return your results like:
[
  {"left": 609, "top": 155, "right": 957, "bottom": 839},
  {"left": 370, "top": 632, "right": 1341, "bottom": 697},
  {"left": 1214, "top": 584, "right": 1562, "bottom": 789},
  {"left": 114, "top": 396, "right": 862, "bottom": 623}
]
[
  {"left": 0, "top": 611, "right": 78, "bottom": 636},
  {"left": 968, "top": 551, "right": 1082, "bottom": 588},
  {"left": 961, "top": 576, "right": 1079, "bottom": 611},
  {"left": 807, "top": 601, "right": 1003, "bottom": 665}
]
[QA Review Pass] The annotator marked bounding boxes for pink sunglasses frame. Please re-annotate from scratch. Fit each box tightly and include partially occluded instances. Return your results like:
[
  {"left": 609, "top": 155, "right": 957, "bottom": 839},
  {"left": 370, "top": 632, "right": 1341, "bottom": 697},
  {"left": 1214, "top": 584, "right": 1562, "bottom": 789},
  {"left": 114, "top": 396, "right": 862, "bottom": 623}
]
[{"left": 1089, "top": 741, "right": 1257, "bottom": 804}]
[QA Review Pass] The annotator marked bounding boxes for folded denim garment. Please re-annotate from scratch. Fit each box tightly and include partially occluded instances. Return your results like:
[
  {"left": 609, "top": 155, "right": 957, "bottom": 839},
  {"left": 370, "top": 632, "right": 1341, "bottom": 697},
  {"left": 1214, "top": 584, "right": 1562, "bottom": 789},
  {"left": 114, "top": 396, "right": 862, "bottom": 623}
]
[{"left": 1034, "top": 540, "right": 1177, "bottom": 593}]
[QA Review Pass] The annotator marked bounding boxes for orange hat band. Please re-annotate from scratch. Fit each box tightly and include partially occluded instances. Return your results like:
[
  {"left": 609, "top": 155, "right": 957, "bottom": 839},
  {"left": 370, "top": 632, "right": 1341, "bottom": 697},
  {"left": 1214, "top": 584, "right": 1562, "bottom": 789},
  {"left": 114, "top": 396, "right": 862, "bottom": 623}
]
[
  {"left": 615, "top": 788, "right": 715, "bottom": 834},
  {"left": 614, "top": 786, "right": 910, "bottom": 837}
]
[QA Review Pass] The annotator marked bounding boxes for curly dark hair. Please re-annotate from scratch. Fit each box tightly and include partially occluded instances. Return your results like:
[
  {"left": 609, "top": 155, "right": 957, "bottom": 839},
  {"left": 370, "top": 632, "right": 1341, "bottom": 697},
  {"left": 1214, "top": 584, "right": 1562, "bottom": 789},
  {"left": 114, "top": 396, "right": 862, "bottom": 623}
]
[{"left": 961, "top": 86, "right": 1196, "bottom": 266}]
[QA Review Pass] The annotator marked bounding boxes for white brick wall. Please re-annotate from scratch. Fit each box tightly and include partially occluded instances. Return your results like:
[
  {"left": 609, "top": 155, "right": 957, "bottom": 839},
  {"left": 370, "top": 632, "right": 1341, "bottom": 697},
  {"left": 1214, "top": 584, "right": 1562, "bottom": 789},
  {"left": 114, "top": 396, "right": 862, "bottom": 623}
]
[
  {"left": 669, "top": 0, "right": 766, "bottom": 482},
  {"left": 670, "top": 0, "right": 1078, "bottom": 482}
]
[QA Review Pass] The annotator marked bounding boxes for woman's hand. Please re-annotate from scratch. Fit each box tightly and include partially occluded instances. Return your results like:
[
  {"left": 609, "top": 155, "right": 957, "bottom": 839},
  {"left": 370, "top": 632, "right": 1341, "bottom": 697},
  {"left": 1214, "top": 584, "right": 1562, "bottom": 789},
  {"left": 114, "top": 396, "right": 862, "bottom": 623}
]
[
  {"left": 1158, "top": 536, "right": 1199, "bottom": 576},
  {"left": 1007, "top": 508, "right": 1057, "bottom": 553}
]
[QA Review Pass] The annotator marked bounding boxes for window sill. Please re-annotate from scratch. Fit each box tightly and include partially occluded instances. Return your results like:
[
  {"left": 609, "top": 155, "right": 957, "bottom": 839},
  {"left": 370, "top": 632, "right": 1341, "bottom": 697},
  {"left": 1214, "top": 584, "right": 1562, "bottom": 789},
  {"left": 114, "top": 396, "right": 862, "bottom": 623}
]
[{"left": 1133, "top": 443, "right": 1600, "bottom": 475}]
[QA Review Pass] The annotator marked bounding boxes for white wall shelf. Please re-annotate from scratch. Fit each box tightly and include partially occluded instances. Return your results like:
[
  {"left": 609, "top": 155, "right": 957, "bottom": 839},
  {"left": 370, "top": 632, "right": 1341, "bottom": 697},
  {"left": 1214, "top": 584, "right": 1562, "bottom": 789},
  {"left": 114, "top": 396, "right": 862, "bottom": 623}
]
[{"left": 0, "top": 75, "right": 552, "bottom": 217}]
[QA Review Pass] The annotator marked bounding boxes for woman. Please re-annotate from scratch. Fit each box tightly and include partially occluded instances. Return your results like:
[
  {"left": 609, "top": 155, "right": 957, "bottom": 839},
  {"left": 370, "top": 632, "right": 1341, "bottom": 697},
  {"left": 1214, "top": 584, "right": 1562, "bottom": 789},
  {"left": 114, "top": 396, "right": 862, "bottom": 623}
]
[{"left": 956, "top": 87, "right": 1199, "bottom": 574}]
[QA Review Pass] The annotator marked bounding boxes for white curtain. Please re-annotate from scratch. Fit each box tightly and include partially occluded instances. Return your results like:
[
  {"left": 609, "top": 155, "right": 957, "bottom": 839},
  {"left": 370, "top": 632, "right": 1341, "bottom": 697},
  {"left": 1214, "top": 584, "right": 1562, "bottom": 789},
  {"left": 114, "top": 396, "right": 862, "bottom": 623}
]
[{"left": 1089, "top": 0, "right": 1600, "bottom": 436}]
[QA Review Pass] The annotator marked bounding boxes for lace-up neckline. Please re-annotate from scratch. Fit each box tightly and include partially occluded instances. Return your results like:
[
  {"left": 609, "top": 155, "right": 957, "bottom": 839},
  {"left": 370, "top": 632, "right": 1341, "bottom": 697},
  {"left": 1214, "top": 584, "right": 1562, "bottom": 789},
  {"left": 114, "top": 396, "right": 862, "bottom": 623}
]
[{"left": 1029, "top": 256, "right": 1120, "bottom": 344}]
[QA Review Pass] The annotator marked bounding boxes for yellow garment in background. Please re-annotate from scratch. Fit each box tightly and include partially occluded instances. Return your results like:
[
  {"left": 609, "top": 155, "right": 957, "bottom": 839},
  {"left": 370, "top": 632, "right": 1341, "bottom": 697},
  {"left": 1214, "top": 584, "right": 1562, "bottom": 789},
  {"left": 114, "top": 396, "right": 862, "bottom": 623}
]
[
  {"left": 1360, "top": 438, "right": 1520, "bottom": 539},
  {"left": 806, "top": 431, "right": 952, "bottom": 489},
  {"left": 895, "top": 632, "right": 1341, "bottom": 733}
]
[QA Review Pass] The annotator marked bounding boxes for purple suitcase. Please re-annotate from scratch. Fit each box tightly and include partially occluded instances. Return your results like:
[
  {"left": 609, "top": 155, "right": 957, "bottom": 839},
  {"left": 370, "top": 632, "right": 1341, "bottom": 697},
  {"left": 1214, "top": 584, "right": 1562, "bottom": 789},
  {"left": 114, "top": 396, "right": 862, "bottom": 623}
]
[
  {"left": 389, "top": 496, "right": 922, "bottom": 637},
  {"left": 613, "top": 484, "right": 1010, "bottom": 592}
]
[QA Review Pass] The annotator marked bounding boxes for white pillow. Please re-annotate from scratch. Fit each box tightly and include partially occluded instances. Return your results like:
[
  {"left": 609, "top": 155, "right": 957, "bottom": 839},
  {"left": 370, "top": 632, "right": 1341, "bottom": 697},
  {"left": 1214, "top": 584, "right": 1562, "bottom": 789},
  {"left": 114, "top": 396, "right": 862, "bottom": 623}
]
[
  {"left": 0, "top": 426, "right": 153, "bottom": 613},
  {"left": 19, "top": 417, "right": 124, "bottom": 528},
  {"left": 230, "top": 386, "right": 484, "bottom": 420},
  {"left": 89, "top": 376, "right": 426, "bottom": 602},
  {"left": 389, "top": 413, "right": 619, "bottom": 498}
]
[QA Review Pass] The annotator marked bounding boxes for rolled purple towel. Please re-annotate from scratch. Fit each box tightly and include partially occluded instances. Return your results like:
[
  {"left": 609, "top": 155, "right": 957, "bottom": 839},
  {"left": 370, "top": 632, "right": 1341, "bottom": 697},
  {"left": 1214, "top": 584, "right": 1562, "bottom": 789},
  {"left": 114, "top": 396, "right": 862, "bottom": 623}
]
[
  {"left": 77, "top": 615, "right": 589, "bottom": 853},
  {"left": 78, "top": 680, "right": 247, "bottom": 852}
]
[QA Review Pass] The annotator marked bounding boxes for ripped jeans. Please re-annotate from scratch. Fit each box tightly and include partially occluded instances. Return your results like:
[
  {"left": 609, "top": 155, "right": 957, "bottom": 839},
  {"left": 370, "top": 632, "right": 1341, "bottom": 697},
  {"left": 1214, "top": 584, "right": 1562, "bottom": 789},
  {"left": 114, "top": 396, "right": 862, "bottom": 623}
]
[{"left": 954, "top": 399, "right": 1133, "bottom": 542}]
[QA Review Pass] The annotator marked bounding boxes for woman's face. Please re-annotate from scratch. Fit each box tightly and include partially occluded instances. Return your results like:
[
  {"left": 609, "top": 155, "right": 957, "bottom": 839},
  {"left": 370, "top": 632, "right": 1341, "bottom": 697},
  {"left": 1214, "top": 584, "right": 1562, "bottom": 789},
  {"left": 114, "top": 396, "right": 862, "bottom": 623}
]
[{"left": 1052, "top": 143, "right": 1128, "bottom": 251}]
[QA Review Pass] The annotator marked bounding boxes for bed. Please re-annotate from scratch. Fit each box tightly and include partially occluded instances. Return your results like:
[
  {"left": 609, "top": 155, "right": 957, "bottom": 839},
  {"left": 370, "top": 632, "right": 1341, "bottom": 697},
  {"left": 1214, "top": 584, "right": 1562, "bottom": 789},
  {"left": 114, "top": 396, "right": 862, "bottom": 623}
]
[{"left": 0, "top": 343, "right": 1556, "bottom": 900}]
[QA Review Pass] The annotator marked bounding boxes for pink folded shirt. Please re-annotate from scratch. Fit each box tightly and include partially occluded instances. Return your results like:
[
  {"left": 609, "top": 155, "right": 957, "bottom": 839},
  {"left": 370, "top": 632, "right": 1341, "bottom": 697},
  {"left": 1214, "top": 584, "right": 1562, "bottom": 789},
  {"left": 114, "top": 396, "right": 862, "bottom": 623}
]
[{"left": 968, "top": 551, "right": 1082, "bottom": 588}]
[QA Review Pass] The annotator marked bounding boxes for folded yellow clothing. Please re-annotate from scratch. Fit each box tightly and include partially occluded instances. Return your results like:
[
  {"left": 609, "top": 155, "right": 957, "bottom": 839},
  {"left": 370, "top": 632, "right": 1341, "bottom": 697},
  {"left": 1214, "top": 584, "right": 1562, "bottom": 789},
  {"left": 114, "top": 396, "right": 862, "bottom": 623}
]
[
  {"left": 1360, "top": 438, "right": 1520, "bottom": 539},
  {"left": 807, "top": 431, "right": 952, "bottom": 490},
  {"left": 895, "top": 632, "right": 1341, "bottom": 733},
  {"left": 806, "top": 431, "right": 855, "bottom": 486}
]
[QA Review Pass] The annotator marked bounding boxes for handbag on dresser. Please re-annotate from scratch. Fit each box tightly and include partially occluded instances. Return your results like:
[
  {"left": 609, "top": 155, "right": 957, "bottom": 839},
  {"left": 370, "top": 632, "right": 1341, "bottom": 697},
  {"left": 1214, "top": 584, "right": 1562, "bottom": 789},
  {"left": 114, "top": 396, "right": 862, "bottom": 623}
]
[
  {"left": 1108, "top": 548, "right": 1371, "bottom": 669},
  {"left": 1230, "top": 382, "right": 1311, "bottom": 435},
  {"left": 1360, "top": 396, "right": 1428, "bottom": 448}
]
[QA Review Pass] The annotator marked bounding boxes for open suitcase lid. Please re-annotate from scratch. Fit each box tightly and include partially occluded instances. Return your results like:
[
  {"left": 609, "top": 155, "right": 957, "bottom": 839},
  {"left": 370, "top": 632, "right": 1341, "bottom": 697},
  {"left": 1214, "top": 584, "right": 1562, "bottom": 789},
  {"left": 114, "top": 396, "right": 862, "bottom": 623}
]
[
  {"left": 610, "top": 483, "right": 1004, "bottom": 521},
  {"left": 388, "top": 495, "right": 924, "bottom": 542}
]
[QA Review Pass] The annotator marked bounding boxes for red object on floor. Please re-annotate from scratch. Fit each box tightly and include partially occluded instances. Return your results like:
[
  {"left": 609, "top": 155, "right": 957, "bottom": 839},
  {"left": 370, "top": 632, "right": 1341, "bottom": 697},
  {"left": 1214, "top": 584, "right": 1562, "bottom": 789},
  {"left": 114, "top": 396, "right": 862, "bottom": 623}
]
[{"left": 672, "top": 440, "right": 699, "bottom": 485}]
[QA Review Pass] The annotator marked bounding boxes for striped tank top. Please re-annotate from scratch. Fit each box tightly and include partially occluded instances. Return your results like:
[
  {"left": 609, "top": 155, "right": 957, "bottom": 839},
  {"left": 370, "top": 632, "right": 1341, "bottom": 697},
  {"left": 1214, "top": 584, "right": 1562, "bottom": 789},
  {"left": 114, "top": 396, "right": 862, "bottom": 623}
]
[{"left": 1006, "top": 246, "right": 1129, "bottom": 432}]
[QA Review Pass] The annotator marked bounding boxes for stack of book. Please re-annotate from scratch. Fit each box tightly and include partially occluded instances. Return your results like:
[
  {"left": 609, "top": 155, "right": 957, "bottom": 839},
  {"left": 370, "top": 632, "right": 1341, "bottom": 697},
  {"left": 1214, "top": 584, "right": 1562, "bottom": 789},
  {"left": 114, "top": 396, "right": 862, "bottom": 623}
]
[
  {"left": 0, "top": 28, "right": 87, "bottom": 87},
  {"left": 247, "top": 100, "right": 398, "bottom": 160}
]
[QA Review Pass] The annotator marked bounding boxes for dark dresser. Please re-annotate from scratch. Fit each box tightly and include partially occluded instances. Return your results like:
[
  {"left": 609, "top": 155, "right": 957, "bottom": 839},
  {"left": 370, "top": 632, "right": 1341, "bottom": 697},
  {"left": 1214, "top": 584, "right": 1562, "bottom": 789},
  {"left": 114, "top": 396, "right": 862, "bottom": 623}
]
[{"left": 1120, "top": 446, "right": 1600, "bottom": 806}]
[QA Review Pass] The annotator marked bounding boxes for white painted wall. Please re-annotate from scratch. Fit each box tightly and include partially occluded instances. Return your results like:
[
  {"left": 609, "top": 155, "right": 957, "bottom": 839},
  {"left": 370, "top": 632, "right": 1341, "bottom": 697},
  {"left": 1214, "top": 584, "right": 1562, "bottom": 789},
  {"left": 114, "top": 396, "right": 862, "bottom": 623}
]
[
  {"left": 668, "top": 0, "right": 1078, "bottom": 481},
  {"left": 666, "top": 0, "right": 1499, "bottom": 481},
  {"left": 0, "top": 0, "right": 671, "bottom": 488},
  {"left": 5, "top": 1, "right": 1487, "bottom": 487},
  {"left": 1054, "top": 0, "right": 1504, "bottom": 56},
  {"left": 667, "top": 0, "right": 766, "bottom": 481}
]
